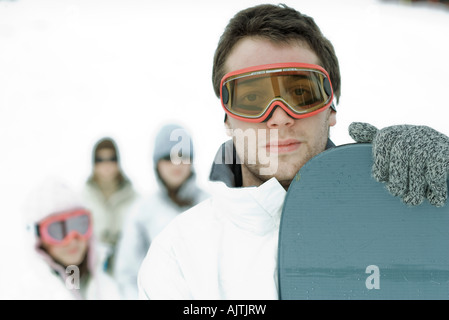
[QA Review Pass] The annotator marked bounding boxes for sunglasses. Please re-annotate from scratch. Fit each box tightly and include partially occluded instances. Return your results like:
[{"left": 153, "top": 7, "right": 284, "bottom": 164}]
[
  {"left": 160, "top": 154, "right": 193, "bottom": 162},
  {"left": 220, "top": 62, "right": 335, "bottom": 123},
  {"left": 36, "top": 208, "right": 92, "bottom": 246},
  {"left": 94, "top": 156, "right": 118, "bottom": 163}
]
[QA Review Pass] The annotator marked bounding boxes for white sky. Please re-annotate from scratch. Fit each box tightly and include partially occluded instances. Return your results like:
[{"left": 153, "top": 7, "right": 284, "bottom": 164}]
[{"left": 1, "top": 0, "right": 448, "bottom": 296}]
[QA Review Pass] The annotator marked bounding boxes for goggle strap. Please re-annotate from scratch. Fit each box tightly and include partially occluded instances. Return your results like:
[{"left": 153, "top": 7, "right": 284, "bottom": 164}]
[{"left": 331, "top": 102, "right": 336, "bottom": 112}]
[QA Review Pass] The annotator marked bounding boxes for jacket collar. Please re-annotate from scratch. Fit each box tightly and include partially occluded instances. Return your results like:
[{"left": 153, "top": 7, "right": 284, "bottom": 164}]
[{"left": 210, "top": 177, "right": 286, "bottom": 236}]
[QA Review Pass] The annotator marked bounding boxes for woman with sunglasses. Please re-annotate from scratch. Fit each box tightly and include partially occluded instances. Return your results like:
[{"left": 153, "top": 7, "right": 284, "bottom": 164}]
[
  {"left": 18, "top": 177, "right": 121, "bottom": 300},
  {"left": 82, "top": 137, "right": 139, "bottom": 277}
]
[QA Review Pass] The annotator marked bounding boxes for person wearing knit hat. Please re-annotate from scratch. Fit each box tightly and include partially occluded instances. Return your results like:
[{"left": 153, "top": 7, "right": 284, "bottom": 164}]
[
  {"left": 82, "top": 137, "right": 139, "bottom": 277},
  {"left": 14, "top": 176, "right": 121, "bottom": 300},
  {"left": 152, "top": 123, "right": 194, "bottom": 168},
  {"left": 113, "top": 123, "right": 209, "bottom": 300}
]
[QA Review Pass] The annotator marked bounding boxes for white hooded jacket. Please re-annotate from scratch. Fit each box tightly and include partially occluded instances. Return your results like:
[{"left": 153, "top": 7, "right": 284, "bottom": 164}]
[{"left": 13, "top": 242, "right": 121, "bottom": 300}]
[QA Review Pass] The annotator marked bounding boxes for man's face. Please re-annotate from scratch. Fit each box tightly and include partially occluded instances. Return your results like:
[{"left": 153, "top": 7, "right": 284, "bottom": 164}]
[{"left": 224, "top": 37, "right": 337, "bottom": 189}]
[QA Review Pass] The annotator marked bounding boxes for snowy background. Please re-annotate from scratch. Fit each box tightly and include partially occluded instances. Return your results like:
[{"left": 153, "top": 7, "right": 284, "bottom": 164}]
[{"left": 1, "top": 0, "right": 448, "bottom": 297}]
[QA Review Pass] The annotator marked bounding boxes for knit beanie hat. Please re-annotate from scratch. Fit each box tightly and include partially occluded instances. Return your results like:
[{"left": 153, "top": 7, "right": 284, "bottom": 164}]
[{"left": 152, "top": 124, "right": 194, "bottom": 166}]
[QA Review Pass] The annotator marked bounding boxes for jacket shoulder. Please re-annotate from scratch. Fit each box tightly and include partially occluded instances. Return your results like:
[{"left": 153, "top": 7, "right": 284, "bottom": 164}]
[{"left": 152, "top": 198, "right": 215, "bottom": 243}]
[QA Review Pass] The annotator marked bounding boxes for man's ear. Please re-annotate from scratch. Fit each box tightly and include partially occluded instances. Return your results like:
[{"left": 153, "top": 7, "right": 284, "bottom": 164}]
[{"left": 329, "top": 109, "right": 337, "bottom": 127}]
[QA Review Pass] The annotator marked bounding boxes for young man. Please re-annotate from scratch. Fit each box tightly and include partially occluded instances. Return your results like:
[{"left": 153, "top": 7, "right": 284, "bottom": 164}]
[{"left": 137, "top": 4, "right": 449, "bottom": 299}]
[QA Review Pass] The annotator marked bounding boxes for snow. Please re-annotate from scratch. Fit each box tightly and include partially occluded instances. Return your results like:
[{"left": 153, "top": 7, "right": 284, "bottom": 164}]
[{"left": 1, "top": 0, "right": 448, "bottom": 298}]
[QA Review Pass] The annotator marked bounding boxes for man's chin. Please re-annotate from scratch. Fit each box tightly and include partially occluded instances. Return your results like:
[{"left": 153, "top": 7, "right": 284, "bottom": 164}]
[{"left": 274, "top": 172, "right": 298, "bottom": 188}]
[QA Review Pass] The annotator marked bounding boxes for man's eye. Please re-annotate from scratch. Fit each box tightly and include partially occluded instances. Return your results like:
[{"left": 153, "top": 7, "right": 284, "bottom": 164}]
[
  {"left": 294, "top": 88, "right": 306, "bottom": 96},
  {"left": 246, "top": 94, "right": 258, "bottom": 102}
]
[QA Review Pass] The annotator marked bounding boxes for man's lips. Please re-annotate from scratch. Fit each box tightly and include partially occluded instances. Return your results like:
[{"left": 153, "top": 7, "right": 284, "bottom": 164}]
[{"left": 266, "top": 139, "right": 301, "bottom": 153}]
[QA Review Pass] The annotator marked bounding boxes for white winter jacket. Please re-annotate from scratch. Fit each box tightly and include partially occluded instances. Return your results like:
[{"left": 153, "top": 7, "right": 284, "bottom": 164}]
[
  {"left": 138, "top": 177, "right": 285, "bottom": 299},
  {"left": 11, "top": 243, "right": 122, "bottom": 300}
]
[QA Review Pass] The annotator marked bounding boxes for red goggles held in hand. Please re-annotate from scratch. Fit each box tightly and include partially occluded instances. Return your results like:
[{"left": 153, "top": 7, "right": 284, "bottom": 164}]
[
  {"left": 220, "top": 63, "right": 335, "bottom": 123},
  {"left": 36, "top": 208, "right": 92, "bottom": 246}
]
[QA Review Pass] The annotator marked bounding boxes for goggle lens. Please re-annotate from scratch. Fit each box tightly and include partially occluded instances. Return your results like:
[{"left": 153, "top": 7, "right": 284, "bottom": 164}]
[
  {"left": 221, "top": 63, "right": 334, "bottom": 122},
  {"left": 38, "top": 209, "right": 92, "bottom": 245},
  {"left": 47, "top": 214, "right": 90, "bottom": 240}
]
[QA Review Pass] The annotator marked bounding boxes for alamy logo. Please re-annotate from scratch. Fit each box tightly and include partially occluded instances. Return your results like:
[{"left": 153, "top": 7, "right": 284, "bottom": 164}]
[
  {"left": 365, "top": 265, "right": 380, "bottom": 289},
  {"left": 66, "top": 265, "right": 80, "bottom": 290},
  {"left": 168, "top": 128, "right": 280, "bottom": 175},
  {"left": 231, "top": 128, "right": 279, "bottom": 175},
  {"left": 169, "top": 129, "right": 193, "bottom": 165}
]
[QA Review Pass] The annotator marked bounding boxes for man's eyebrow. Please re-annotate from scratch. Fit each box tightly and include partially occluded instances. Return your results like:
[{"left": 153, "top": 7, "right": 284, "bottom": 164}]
[
  {"left": 235, "top": 76, "right": 266, "bottom": 86},
  {"left": 236, "top": 73, "right": 311, "bottom": 87},
  {"left": 282, "top": 74, "right": 312, "bottom": 82}
]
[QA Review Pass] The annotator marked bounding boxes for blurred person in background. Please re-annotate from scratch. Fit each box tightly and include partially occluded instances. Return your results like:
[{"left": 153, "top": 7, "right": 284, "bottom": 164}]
[
  {"left": 114, "top": 123, "right": 209, "bottom": 299},
  {"left": 82, "top": 137, "right": 139, "bottom": 276},
  {"left": 14, "top": 176, "right": 121, "bottom": 300}
]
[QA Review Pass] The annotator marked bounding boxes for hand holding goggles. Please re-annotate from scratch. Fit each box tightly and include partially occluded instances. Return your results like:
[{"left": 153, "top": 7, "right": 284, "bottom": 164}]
[
  {"left": 220, "top": 63, "right": 335, "bottom": 123},
  {"left": 36, "top": 208, "right": 92, "bottom": 246}
]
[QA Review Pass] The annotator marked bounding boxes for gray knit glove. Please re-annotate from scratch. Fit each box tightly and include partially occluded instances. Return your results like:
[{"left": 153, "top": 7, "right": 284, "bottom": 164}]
[{"left": 348, "top": 122, "right": 449, "bottom": 207}]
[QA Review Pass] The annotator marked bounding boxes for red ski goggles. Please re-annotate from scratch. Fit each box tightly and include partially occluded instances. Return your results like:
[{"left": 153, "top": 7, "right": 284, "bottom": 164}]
[
  {"left": 36, "top": 208, "right": 92, "bottom": 246},
  {"left": 220, "top": 63, "right": 335, "bottom": 123}
]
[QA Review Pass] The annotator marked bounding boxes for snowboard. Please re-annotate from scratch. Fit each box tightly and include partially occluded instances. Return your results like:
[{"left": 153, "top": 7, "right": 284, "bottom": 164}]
[{"left": 278, "top": 143, "right": 449, "bottom": 300}]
